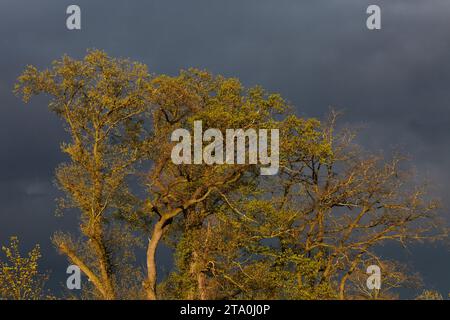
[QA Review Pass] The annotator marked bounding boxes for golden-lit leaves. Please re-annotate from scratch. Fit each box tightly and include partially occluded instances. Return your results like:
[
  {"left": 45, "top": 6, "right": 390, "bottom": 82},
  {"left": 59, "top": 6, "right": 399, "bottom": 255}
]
[
  {"left": 14, "top": 51, "right": 446, "bottom": 300},
  {"left": 0, "top": 237, "right": 48, "bottom": 300}
]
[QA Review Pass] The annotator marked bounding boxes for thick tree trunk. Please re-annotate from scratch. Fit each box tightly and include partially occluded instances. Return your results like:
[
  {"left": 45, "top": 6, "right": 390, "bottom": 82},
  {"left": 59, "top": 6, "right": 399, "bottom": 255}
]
[
  {"left": 188, "top": 251, "right": 208, "bottom": 300},
  {"left": 145, "top": 218, "right": 167, "bottom": 300},
  {"left": 93, "top": 238, "right": 116, "bottom": 299}
]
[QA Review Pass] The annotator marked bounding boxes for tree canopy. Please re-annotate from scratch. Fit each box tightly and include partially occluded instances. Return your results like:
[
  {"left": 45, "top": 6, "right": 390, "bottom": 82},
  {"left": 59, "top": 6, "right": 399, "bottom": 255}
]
[{"left": 13, "top": 50, "right": 447, "bottom": 300}]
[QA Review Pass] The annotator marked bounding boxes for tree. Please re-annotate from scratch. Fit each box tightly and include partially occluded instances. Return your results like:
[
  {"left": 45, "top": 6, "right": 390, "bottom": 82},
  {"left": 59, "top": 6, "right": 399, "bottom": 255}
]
[
  {"left": 159, "top": 112, "right": 446, "bottom": 300},
  {"left": 415, "top": 290, "right": 444, "bottom": 300},
  {"left": 0, "top": 237, "right": 49, "bottom": 300},
  {"left": 15, "top": 51, "right": 447, "bottom": 300},
  {"left": 346, "top": 260, "right": 422, "bottom": 299},
  {"left": 125, "top": 68, "right": 292, "bottom": 299},
  {"left": 15, "top": 50, "right": 151, "bottom": 299}
]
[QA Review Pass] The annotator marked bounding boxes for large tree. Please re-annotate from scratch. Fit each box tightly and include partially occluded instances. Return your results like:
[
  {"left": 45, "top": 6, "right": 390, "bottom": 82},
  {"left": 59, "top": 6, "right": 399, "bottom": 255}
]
[
  {"left": 15, "top": 50, "right": 447, "bottom": 300},
  {"left": 160, "top": 112, "right": 445, "bottom": 300},
  {"left": 15, "top": 50, "right": 151, "bottom": 299}
]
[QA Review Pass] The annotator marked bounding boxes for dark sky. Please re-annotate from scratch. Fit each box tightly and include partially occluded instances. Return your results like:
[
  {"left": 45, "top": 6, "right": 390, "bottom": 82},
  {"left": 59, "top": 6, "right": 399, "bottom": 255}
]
[{"left": 0, "top": 0, "right": 449, "bottom": 297}]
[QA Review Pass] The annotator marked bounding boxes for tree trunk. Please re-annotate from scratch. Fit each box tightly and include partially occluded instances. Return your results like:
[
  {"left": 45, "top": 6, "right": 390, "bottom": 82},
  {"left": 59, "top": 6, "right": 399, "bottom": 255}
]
[
  {"left": 91, "top": 223, "right": 116, "bottom": 299},
  {"left": 145, "top": 218, "right": 167, "bottom": 300},
  {"left": 197, "top": 270, "right": 208, "bottom": 300}
]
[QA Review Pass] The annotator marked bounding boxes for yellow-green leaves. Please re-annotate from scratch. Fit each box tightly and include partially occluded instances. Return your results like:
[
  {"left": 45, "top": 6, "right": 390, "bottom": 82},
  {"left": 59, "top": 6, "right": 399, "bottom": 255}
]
[{"left": 0, "top": 237, "right": 48, "bottom": 300}]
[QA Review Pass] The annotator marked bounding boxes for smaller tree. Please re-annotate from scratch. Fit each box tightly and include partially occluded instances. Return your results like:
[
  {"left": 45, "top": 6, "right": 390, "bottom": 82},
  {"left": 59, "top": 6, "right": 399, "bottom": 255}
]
[
  {"left": 415, "top": 290, "right": 444, "bottom": 300},
  {"left": 0, "top": 237, "right": 49, "bottom": 300}
]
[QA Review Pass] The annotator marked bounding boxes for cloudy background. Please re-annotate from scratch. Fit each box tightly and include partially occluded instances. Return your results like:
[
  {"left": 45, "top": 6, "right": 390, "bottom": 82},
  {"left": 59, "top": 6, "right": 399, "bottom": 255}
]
[{"left": 0, "top": 0, "right": 449, "bottom": 297}]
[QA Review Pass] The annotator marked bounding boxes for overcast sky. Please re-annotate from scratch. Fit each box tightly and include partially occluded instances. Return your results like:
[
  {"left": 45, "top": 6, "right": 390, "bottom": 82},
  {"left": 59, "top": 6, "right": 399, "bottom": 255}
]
[{"left": 0, "top": 0, "right": 449, "bottom": 297}]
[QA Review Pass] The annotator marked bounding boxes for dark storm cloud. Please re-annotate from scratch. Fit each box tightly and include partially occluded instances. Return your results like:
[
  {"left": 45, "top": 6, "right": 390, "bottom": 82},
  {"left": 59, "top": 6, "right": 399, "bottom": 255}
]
[{"left": 0, "top": 0, "right": 449, "bottom": 295}]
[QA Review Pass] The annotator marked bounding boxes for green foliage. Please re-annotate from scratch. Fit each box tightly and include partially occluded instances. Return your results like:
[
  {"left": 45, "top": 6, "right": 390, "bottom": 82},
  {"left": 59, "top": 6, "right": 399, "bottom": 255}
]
[
  {"left": 0, "top": 237, "right": 49, "bottom": 300},
  {"left": 415, "top": 290, "right": 444, "bottom": 300},
  {"left": 14, "top": 50, "right": 447, "bottom": 300}
]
